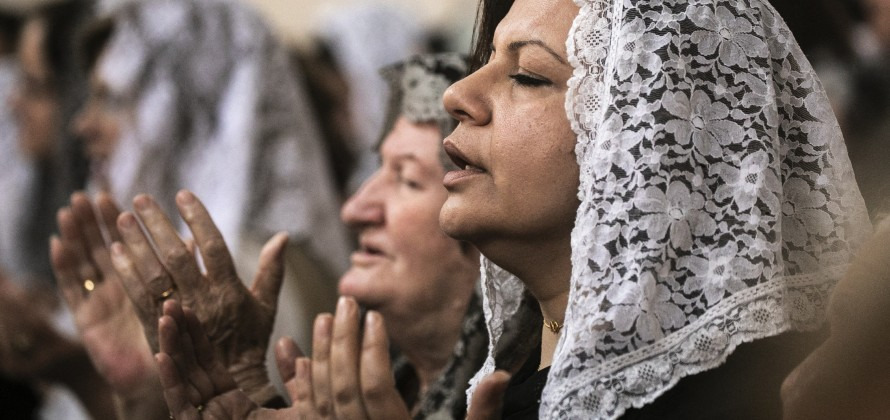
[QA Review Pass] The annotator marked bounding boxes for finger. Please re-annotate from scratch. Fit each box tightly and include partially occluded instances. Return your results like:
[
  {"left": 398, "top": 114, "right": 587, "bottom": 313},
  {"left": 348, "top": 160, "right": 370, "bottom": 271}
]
[
  {"left": 177, "top": 303, "right": 237, "bottom": 393},
  {"left": 250, "top": 232, "right": 289, "bottom": 309},
  {"left": 71, "top": 193, "right": 116, "bottom": 282},
  {"left": 133, "top": 194, "right": 204, "bottom": 292},
  {"left": 110, "top": 241, "right": 157, "bottom": 325},
  {"left": 70, "top": 193, "right": 106, "bottom": 255},
  {"left": 311, "top": 313, "right": 334, "bottom": 418},
  {"left": 360, "top": 311, "right": 409, "bottom": 418},
  {"left": 159, "top": 310, "right": 206, "bottom": 404},
  {"left": 96, "top": 192, "right": 123, "bottom": 243},
  {"left": 50, "top": 236, "right": 84, "bottom": 311},
  {"left": 174, "top": 190, "right": 238, "bottom": 286},
  {"left": 275, "top": 336, "right": 304, "bottom": 385},
  {"left": 466, "top": 371, "right": 511, "bottom": 420},
  {"left": 117, "top": 211, "right": 175, "bottom": 298},
  {"left": 57, "top": 207, "right": 101, "bottom": 285},
  {"left": 293, "top": 357, "right": 317, "bottom": 417},
  {"left": 156, "top": 352, "right": 200, "bottom": 420},
  {"left": 329, "top": 297, "right": 367, "bottom": 419}
]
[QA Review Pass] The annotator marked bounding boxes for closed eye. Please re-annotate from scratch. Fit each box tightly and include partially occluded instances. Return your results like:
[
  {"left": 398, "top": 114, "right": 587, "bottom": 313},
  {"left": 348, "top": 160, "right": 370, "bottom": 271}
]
[{"left": 509, "top": 73, "right": 551, "bottom": 87}]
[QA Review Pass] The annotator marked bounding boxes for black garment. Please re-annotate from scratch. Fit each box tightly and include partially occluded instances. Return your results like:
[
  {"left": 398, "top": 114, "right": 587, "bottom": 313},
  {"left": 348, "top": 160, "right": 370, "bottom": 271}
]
[
  {"left": 502, "top": 342, "right": 548, "bottom": 420},
  {"left": 500, "top": 330, "right": 822, "bottom": 419},
  {"left": 0, "top": 375, "right": 41, "bottom": 419}
]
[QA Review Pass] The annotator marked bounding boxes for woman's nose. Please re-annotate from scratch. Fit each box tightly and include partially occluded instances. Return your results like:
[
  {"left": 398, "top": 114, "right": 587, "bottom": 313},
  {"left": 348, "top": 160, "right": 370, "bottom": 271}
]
[
  {"left": 340, "top": 176, "right": 385, "bottom": 229},
  {"left": 443, "top": 70, "right": 492, "bottom": 126}
]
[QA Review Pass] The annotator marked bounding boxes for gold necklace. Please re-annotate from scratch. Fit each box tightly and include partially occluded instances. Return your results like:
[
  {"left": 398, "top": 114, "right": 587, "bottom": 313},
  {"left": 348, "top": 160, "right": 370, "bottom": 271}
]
[{"left": 543, "top": 319, "right": 563, "bottom": 334}]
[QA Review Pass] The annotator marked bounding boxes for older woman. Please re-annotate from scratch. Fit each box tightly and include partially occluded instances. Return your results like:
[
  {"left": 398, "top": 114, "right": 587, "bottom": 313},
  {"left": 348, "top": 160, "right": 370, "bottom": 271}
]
[{"left": 441, "top": 0, "right": 870, "bottom": 418}]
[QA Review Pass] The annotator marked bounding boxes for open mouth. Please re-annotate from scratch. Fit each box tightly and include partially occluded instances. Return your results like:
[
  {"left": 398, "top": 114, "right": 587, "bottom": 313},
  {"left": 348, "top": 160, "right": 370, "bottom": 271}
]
[{"left": 444, "top": 141, "right": 486, "bottom": 173}]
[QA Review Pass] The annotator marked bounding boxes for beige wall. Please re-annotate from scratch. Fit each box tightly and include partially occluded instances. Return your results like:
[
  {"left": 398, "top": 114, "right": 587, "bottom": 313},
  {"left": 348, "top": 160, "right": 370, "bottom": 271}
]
[{"left": 244, "top": 0, "right": 478, "bottom": 49}]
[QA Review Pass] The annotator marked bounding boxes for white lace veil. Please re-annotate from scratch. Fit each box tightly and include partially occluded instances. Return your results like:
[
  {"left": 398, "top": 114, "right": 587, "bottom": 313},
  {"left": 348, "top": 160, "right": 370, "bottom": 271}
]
[
  {"left": 93, "top": 0, "right": 349, "bottom": 274},
  {"left": 468, "top": 0, "right": 871, "bottom": 418}
]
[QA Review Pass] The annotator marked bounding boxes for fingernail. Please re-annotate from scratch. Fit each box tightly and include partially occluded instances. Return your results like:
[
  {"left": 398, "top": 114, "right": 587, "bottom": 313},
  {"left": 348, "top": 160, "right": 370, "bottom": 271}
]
[
  {"left": 366, "top": 310, "right": 379, "bottom": 329},
  {"left": 134, "top": 195, "right": 149, "bottom": 211},
  {"left": 315, "top": 314, "right": 331, "bottom": 338},
  {"left": 119, "top": 213, "right": 135, "bottom": 229},
  {"left": 179, "top": 190, "right": 195, "bottom": 204}
]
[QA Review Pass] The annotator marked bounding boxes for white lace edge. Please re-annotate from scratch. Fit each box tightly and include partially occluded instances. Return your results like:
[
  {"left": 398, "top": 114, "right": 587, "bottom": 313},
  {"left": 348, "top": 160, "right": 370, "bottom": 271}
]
[{"left": 543, "top": 264, "right": 846, "bottom": 419}]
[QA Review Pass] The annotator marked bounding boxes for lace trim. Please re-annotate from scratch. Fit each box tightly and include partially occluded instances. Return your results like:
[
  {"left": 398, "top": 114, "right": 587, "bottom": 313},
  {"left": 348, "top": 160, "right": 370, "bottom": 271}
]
[{"left": 546, "top": 265, "right": 844, "bottom": 418}]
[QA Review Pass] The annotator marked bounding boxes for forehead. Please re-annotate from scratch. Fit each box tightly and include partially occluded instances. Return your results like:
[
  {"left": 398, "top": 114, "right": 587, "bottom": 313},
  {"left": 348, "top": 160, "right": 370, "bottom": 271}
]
[
  {"left": 380, "top": 117, "right": 443, "bottom": 168},
  {"left": 494, "top": 0, "right": 579, "bottom": 53}
]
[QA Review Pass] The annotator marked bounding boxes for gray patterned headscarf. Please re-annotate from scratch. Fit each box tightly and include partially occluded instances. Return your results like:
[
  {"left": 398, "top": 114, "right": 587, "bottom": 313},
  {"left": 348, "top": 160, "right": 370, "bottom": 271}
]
[
  {"left": 378, "top": 52, "right": 468, "bottom": 171},
  {"left": 90, "top": 0, "right": 349, "bottom": 274}
]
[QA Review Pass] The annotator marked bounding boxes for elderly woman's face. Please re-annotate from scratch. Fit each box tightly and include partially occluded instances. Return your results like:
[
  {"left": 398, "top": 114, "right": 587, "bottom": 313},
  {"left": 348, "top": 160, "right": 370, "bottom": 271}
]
[
  {"left": 11, "top": 19, "right": 58, "bottom": 160},
  {"left": 339, "top": 117, "right": 476, "bottom": 318},
  {"left": 440, "top": 0, "right": 579, "bottom": 259}
]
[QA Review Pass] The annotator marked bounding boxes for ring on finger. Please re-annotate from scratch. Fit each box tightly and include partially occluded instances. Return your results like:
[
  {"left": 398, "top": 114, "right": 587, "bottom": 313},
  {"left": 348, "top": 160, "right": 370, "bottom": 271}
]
[{"left": 156, "top": 285, "right": 177, "bottom": 303}]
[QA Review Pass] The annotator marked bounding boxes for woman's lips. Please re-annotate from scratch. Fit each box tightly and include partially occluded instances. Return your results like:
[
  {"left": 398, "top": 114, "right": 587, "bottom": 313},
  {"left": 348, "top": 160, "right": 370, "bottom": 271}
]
[
  {"left": 443, "top": 166, "right": 485, "bottom": 188},
  {"left": 443, "top": 139, "right": 486, "bottom": 188}
]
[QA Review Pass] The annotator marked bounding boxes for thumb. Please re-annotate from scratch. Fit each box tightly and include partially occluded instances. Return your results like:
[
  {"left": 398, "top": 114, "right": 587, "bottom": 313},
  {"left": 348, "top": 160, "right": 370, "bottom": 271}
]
[
  {"left": 467, "top": 370, "right": 511, "bottom": 420},
  {"left": 249, "top": 232, "right": 289, "bottom": 309},
  {"left": 275, "top": 336, "right": 304, "bottom": 384}
]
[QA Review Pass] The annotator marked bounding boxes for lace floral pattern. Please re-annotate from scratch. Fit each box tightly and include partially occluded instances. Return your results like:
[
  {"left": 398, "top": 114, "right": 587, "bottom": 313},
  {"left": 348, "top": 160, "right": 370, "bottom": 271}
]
[{"left": 468, "top": 0, "right": 871, "bottom": 418}]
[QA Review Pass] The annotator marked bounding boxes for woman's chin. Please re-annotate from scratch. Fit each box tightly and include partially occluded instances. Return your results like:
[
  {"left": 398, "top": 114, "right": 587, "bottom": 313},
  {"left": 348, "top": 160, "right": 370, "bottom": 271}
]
[{"left": 438, "top": 198, "right": 477, "bottom": 241}]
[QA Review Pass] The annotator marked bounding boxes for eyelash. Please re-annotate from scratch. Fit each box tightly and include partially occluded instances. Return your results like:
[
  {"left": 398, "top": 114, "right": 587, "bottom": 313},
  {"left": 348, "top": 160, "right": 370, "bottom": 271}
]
[{"left": 509, "top": 73, "right": 551, "bottom": 87}]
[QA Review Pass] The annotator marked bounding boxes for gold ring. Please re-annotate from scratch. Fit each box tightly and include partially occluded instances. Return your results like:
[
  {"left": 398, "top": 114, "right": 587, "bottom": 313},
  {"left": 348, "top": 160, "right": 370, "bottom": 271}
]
[
  {"left": 157, "top": 286, "right": 176, "bottom": 302},
  {"left": 196, "top": 404, "right": 203, "bottom": 413},
  {"left": 83, "top": 279, "right": 96, "bottom": 292}
]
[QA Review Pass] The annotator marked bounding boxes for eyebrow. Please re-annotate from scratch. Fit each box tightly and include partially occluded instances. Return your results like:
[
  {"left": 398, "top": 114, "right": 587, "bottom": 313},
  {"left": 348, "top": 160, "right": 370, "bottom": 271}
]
[{"left": 507, "top": 40, "right": 568, "bottom": 65}]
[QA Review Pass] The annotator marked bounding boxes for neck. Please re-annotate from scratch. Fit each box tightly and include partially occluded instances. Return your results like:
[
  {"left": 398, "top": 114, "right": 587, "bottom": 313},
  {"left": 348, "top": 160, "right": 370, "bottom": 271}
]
[
  {"left": 479, "top": 234, "right": 572, "bottom": 370},
  {"left": 385, "top": 290, "right": 472, "bottom": 392}
]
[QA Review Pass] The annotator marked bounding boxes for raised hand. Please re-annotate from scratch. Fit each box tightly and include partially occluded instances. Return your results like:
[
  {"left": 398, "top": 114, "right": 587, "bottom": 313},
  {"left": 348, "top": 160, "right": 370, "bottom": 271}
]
[
  {"left": 111, "top": 190, "right": 288, "bottom": 404},
  {"left": 157, "top": 299, "right": 293, "bottom": 420},
  {"left": 299, "top": 297, "right": 411, "bottom": 419},
  {"left": 50, "top": 192, "right": 160, "bottom": 396}
]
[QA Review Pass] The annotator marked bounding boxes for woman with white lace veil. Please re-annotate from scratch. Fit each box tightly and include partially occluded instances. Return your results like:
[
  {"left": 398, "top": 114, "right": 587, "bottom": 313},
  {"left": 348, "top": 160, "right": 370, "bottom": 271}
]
[
  {"left": 441, "top": 0, "right": 871, "bottom": 418},
  {"left": 73, "top": 0, "right": 349, "bottom": 355}
]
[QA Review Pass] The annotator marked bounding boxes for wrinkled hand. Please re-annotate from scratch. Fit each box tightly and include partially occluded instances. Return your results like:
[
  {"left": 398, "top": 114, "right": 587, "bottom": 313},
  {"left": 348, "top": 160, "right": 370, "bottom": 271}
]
[
  {"left": 50, "top": 192, "right": 158, "bottom": 396},
  {"left": 298, "top": 297, "right": 411, "bottom": 419},
  {"left": 466, "top": 371, "right": 510, "bottom": 420},
  {"left": 158, "top": 299, "right": 294, "bottom": 420},
  {"left": 111, "top": 190, "right": 288, "bottom": 404}
]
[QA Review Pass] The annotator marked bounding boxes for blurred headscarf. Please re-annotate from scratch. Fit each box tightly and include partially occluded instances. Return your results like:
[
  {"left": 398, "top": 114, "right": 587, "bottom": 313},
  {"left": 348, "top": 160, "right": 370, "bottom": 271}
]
[
  {"left": 317, "top": 5, "right": 424, "bottom": 192},
  {"left": 469, "top": 0, "right": 871, "bottom": 418},
  {"left": 91, "top": 0, "right": 349, "bottom": 274}
]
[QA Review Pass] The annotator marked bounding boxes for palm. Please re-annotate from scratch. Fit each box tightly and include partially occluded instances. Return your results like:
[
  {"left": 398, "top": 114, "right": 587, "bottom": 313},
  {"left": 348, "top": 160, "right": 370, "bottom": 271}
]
[{"left": 76, "top": 278, "right": 155, "bottom": 394}]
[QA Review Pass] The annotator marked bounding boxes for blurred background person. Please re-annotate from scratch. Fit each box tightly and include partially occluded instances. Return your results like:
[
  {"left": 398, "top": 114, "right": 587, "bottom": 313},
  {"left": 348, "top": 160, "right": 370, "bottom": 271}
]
[
  {"left": 2, "top": 1, "right": 112, "bottom": 419},
  {"left": 74, "top": 0, "right": 350, "bottom": 386}
]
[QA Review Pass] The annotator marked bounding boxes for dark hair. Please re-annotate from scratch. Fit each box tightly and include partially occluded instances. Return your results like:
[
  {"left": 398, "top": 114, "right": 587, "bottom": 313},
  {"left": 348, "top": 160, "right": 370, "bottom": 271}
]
[
  {"left": 469, "top": 0, "right": 514, "bottom": 72},
  {"left": 0, "top": 11, "right": 23, "bottom": 53}
]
